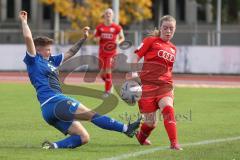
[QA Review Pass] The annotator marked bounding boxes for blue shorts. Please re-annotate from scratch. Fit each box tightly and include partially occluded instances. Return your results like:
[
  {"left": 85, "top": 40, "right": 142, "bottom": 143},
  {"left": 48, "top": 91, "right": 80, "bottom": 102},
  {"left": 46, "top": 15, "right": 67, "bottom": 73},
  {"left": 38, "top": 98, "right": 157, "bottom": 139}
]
[{"left": 41, "top": 95, "right": 80, "bottom": 135}]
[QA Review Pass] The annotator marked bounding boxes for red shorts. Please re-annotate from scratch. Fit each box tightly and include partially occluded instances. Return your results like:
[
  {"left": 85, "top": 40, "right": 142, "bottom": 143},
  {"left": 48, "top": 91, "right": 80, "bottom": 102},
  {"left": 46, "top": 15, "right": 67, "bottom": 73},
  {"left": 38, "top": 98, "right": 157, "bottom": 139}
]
[
  {"left": 98, "top": 56, "right": 115, "bottom": 70},
  {"left": 138, "top": 85, "right": 174, "bottom": 113}
]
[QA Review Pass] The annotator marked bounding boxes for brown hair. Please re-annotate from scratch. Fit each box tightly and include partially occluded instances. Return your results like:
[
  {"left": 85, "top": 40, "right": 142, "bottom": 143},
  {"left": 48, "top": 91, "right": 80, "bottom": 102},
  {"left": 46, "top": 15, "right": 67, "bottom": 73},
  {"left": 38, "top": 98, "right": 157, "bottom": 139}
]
[
  {"left": 33, "top": 36, "right": 54, "bottom": 47},
  {"left": 149, "top": 15, "right": 176, "bottom": 37}
]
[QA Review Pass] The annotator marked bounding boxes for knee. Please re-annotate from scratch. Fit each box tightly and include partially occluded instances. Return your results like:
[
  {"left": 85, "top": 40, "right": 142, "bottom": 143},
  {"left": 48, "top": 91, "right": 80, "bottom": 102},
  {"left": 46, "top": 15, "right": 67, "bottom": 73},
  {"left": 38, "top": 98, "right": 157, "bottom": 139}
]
[
  {"left": 158, "top": 97, "right": 173, "bottom": 110},
  {"left": 81, "top": 132, "right": 90, "bottom": 144},
  {"left": 143, "top": 121, "right": 157, "bottom": 129}
]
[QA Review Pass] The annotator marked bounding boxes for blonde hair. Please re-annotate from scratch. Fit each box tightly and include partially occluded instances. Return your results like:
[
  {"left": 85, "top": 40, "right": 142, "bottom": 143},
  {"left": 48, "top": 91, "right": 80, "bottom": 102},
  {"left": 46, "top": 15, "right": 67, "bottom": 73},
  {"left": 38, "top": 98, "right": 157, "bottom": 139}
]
[
  {"left": 149, "top": 15, "right": 176, "bottom": 37},
  {"left": 148, "top": 28, "right": 160, "bottom": 37},
  {"left": 102, "top": 8, "right": 114, "bottom": 18}
]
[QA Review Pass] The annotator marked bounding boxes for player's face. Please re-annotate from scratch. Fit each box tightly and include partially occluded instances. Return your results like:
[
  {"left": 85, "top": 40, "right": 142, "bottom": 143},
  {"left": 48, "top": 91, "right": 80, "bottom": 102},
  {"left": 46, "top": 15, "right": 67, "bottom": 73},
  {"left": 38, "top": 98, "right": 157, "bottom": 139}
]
[
  {"left": 38, "top": 45, "right": 52, "bottom": 58},
  {"left": 104, "top": 10, "right": 113, "bottom": 21},
  {"left": 159, "top": 21, "right": 176, "bottom": 41}
]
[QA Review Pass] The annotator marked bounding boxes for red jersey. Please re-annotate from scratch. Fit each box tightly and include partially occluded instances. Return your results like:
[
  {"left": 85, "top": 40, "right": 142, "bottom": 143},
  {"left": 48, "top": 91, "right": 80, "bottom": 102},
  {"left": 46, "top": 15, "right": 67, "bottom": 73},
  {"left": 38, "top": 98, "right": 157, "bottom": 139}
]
[
  {"left": 95, "top": 23, "right": 122, "bottom": 57},
  {"left": 135, "top": 36, "right": 177, "bottom": 86}
]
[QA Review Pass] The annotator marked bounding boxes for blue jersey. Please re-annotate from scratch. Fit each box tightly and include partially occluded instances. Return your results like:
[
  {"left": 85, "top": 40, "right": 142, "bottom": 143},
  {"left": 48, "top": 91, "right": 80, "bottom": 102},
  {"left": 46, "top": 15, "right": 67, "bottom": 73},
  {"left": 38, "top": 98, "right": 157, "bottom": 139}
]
[{"left": 23, "top": 52, "right": 64, "bottom": 105}]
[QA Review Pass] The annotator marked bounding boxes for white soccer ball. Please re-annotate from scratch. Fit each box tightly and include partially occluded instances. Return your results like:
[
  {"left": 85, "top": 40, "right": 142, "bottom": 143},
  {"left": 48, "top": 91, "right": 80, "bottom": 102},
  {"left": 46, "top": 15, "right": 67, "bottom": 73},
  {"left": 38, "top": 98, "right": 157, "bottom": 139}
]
[{"left": 120, "top": 80, "right": 142, "bottom": 105}]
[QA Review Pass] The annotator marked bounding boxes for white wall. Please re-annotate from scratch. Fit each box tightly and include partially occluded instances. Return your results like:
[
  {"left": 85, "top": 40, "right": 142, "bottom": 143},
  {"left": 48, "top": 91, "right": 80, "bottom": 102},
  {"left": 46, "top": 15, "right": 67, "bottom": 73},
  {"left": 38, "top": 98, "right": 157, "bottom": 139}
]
[
  {"left": 0, "top": 45, "right": 27, "bottom": 70},
  {"left": 175, "top": 46, "right": 240, "bottom": 74},
  {"left": 1, "top": 44, "right": 240, "bottom": 74}
]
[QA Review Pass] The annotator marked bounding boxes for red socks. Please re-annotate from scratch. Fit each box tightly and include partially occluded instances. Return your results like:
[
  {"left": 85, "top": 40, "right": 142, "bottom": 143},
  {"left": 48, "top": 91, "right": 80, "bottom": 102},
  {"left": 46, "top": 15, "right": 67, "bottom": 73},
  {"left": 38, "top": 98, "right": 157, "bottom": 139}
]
[
  {"left": 162, "top": 106, "right": 177, "bottom": 144},
  {"left": 105, "top": 73, "right": 112, "bottom": 92},
  {"left": 100, "top": 73, "right": 112, "bottom": 92},
  {"left": 100, "top": 74, "right": 106, "bottom": 81},
  {"left": 137, "top": 123, "right": 155, "bottom": 144},
  {"left": 137, "top": 106, "right": 178, "bottom": 146}
]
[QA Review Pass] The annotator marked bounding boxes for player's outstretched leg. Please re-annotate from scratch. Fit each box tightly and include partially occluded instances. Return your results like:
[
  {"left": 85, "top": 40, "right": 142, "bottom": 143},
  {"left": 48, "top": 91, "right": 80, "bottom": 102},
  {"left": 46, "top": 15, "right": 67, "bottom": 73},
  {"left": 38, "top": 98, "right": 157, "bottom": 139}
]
[
  {"left": 73, "top": 103, "right": 141, "bottom": 138},
  {"left": 91, "top": 113, "right": 142, "bottom": 138},
  {"left": 124, "top": 115, "right": 142, "bottom": 137}
]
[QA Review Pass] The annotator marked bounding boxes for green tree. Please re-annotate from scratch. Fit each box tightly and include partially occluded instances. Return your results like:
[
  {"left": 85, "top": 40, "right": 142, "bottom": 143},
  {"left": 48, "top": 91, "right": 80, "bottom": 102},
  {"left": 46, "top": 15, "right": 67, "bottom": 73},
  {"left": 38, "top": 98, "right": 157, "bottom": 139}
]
[{"left": 40, "top": 0, "right": 152, "bottom": 29}]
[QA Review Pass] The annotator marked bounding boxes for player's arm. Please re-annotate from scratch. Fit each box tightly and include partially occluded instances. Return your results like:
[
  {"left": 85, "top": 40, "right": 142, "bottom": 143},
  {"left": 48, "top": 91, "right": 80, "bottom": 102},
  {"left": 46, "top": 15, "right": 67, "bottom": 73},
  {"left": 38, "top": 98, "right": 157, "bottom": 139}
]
[
  {"left": 93, "top": 29, "right": 100, "bottom": 44},
  {"left": 63, "top": 26, "right": 90, "bottom": 62},
  {"left": 19, "top": 11, "right": 36, "bottom": 56},
  {"left": 130, "top": 38, "right": 149, "bottom": 83},
  {"left": 130, "top": 54, "right": 142, "bottom": 85},
  {"left": 117, "top": 29, "right": 125, "bottom": 44},
  {"left": 131, "top": 54, "right": 141, "bottom": 78},
  {"left": 132, "top": 53, "right": 141, "bottom": 63},
  {"left": 93, "top": 37, "right": 100, "bottom": 44}
]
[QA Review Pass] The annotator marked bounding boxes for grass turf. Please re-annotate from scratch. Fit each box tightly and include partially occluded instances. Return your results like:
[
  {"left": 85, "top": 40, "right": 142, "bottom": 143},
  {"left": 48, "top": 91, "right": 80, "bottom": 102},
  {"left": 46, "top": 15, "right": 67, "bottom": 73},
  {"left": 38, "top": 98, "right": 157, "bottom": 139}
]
[{"left": 0, "top": 83, "right": 239, "bottom": 160}]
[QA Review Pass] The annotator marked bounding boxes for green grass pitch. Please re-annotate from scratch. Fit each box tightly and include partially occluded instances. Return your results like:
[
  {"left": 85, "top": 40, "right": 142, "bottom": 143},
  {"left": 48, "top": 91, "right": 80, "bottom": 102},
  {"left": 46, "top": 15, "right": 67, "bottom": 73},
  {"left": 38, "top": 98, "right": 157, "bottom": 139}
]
[{"left": 0, "top": 83, "right": 240, "bottom": 160}]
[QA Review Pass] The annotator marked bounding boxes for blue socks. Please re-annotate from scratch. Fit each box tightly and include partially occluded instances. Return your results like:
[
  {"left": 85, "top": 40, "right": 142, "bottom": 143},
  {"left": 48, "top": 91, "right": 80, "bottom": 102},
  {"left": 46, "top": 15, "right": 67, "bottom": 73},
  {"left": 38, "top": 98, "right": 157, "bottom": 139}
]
[
  {"left": 55, "top": 135, "right": 82, "bottom": 148},
  {"left": 54, "top": 114, "right": 126, "bottom": 148},
  {"left": 91, "top": 113, "right": 124, "bottom": 132}
]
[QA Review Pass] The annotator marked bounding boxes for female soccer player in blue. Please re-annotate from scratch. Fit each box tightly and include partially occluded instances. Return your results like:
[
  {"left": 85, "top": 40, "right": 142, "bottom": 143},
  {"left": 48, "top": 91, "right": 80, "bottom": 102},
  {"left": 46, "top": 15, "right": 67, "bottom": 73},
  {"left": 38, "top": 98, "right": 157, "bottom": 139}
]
[{"left": 19, "top": 11, "right": 140, "bottom": 149}]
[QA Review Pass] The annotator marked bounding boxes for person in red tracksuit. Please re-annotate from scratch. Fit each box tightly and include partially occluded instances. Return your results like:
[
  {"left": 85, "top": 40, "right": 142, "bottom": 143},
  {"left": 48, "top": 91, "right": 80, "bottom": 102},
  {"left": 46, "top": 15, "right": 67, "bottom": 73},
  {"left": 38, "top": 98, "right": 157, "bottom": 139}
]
[
  {"left": 94, "top": 8, "right": 125, "bottom": 98},
  {"left": 132, "top": 15, "right": 182, "bottom": 150}
]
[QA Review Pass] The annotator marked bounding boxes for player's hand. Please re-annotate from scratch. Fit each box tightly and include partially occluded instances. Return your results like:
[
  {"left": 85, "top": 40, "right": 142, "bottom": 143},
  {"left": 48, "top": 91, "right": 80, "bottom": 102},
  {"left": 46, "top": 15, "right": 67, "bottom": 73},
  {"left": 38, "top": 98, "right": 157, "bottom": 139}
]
[
  {"left": 131, "top": 72, "right": 139, "bottom": 78},
  {"left": 126, "top": 72, "right": 137, "bottom": 79},
  {"left": 19, "top": 11, "right": 28, "bottom": 22},
  {"left": 83, "top": 26, "right": 90, "bottom": 39},
  {"left": 126, "top": 72, "right": 142, "bottom": 85},
  {"left": 126, "top": 72, "right": 139, "bottom": 79}
]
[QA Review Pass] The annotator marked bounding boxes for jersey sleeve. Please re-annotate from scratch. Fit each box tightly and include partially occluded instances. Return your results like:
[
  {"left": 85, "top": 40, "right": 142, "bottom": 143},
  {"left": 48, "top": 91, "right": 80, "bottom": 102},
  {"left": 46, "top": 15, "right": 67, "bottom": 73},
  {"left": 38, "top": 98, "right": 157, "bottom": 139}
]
[
  {"left": 50, "top": 53, "right": 64, "bottom": 67},
  {"left": 116, "top": 25, "right": 122, "bottom": 34},
  {"left": 134, "top": 37, "right": 153, "bottom": 59},
  {"left": 23, "top": 51, "right": 36, "bottom": 65}
]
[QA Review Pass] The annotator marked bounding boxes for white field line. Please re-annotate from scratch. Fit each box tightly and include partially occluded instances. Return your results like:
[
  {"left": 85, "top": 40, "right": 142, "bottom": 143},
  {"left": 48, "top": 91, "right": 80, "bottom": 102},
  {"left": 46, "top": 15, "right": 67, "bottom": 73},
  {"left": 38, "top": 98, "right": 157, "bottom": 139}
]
[{"left": 100, "top": 136, "right": 240, "bottom": 160}]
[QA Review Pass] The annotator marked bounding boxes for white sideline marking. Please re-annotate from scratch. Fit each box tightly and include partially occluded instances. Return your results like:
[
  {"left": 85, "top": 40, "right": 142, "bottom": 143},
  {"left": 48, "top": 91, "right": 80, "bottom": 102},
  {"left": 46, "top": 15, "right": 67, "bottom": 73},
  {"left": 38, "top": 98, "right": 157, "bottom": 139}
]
[{"left": 100, "top": 136, "right": 240, "bottom": 160}]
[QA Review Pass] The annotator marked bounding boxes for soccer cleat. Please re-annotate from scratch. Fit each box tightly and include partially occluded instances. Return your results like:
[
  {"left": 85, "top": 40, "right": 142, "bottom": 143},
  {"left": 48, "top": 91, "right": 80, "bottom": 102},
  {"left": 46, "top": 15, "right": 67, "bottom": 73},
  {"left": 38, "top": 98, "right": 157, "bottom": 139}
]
[
  {"left": 170, "top": 143, "right": 183, "bottom": 150},
  {"left": 42, "top": 140, "right": 55, "bottom": 149},
  {"left": 102, "top": 92, "right": 111, "bottom": 98},
  {"left": 102, "top": 87, "right": 113, "bottom": 98},
  {"left": 136, "top": 131, "right": 152, "bottom": 145},
  {"left": 124, "top": 116, "right": 142, "bottom": 138}
]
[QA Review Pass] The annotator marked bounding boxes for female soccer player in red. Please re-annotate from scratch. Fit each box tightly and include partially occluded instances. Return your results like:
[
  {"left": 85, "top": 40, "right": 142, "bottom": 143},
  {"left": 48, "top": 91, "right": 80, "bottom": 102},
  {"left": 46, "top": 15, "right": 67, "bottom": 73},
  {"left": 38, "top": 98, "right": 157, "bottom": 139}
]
[
  {"left": 94, "top": 8, "right": 125, "bottom": 98},
  {"left": 133, "top": 15, "right": 182, "bottom": 150}
]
